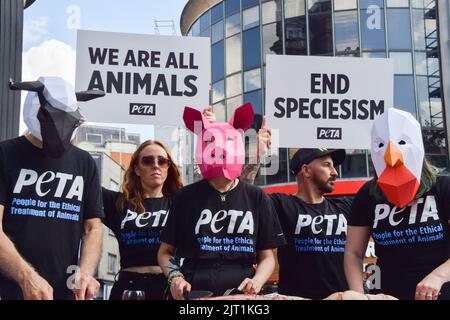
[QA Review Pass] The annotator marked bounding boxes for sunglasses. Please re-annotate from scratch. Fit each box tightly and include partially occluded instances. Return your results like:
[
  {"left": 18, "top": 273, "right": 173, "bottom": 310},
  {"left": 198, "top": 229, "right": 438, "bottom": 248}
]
[{"left": 140, "top": 155, "right": 171, "bottom": 168}]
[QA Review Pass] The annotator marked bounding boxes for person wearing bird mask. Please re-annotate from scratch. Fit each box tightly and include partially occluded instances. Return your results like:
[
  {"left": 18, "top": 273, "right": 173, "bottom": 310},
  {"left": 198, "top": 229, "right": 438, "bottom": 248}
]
[
  {"left": 0, "top": 77, "right": 105, "bottom": 300},
  {"left": 345, "top": 108, "right": 450, "bottom": 300},
  {"left": 158, "top": 103, "right": 285, "bottom": 300}
]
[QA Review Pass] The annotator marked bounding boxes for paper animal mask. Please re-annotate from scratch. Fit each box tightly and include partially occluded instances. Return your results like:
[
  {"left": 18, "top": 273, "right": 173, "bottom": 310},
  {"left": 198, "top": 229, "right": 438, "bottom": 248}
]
[
  {"left": 183, "top": 103, "right": 255, "bottom": 180},
  {"left": 10, "top": 76, "right": 104, "bottom": 158},
  {"left": 371, "top": 108, "right": 424, "bottom": 208}
]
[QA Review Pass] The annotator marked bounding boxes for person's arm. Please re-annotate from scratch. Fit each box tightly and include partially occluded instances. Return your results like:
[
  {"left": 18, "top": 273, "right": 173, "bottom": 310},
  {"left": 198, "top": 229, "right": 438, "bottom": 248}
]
[
  {"left": 72, "top": 218, "right": 103, "bottom": 300},
  {"left": 240, "top": 117, "right": 271, "bottom": 185},
  {"left": 157, "top": 242, "right": 191, "bottom": 300},
  {"left": 344, "top": 226, "right": 371, "bottom": 294},
  {"left": 0, "top": 205, "right": 53, "bottom": 300},
  {"left": 415, "top": 219, "right": 450, "bottom": 300},
  {"left": 238, "top": 249, "right": 275, "bottom": 295}
]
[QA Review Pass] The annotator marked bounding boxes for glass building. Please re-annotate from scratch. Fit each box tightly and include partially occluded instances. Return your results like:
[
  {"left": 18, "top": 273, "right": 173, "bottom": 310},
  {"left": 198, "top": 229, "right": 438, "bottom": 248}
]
[{"left": 181, "top": 0, "right": 449, "bottom": 188}]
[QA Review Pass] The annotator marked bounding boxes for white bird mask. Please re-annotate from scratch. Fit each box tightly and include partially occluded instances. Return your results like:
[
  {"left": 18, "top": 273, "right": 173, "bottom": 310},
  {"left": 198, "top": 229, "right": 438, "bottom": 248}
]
[{"left": 370, "top": 108, "right": 424, "bottom": 208}]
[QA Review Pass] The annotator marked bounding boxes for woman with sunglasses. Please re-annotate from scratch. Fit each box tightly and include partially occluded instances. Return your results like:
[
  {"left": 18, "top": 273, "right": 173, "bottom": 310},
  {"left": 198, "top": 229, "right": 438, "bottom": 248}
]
[
  {"left": 102, "top": 139, "right": 183, "bottom": 300},
  {"left": 101, "top": 108, "right": 215, "bottom": 300}
]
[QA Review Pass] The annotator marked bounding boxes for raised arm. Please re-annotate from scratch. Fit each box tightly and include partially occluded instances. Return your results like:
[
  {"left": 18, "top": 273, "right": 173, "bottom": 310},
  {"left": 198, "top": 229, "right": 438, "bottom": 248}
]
[
  {"left": 72, "top": 218, "right": 103, "bottom": 300},
  {"left": 344, "top": 226, "right": 371, "bottom": 293}
]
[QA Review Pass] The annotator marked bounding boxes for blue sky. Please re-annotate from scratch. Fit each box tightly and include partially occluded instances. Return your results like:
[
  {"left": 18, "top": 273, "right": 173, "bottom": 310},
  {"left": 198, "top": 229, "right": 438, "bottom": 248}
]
[{"left": 22, "top": 0, "right": 189, "bottom": 140}]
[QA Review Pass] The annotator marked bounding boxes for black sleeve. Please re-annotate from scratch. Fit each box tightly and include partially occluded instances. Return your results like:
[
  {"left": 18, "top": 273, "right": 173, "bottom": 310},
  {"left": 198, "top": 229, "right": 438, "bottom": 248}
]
[
  {"left": 348, "top": 182, "right": 372, "bottom": 227},
  {"left": 269, "top": 193, "right": 283, "bottom": 216},
  {"left": 436, "top": 175, "right": 450, "bottom": 221},
  {"left": 83, "top": 156, "right": 104, "bottom": 220},
  {"left": 101, "top": 187, "right": 120, "bottom": 231},
  {"left": 256, "top": 191, "right": 286, "bottom": 250},
  {"left": 0, "top": 146, "right": 6, "bottom": 206}
]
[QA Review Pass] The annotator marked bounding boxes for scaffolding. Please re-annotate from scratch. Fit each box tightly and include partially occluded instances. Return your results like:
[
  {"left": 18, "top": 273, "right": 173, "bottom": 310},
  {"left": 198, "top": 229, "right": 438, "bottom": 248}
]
[{"left": 154, "top": 19, "right": 176, "bottom": 35}]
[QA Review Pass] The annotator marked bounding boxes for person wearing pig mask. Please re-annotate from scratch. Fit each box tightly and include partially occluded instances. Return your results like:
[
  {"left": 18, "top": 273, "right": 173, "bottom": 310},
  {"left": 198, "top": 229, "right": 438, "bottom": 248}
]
[
  {"left": 158, "top": 103, "right": 286, "bottom": 300},
  {"left": 345, "top": 108, "right": 450, "bottom": 300}
]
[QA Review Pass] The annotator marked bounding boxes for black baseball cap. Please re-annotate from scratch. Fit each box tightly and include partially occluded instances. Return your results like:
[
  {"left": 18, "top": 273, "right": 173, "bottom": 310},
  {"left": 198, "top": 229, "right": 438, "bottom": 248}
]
[{"left": 290, "top": 148, "right": 346, "bottom": 176}]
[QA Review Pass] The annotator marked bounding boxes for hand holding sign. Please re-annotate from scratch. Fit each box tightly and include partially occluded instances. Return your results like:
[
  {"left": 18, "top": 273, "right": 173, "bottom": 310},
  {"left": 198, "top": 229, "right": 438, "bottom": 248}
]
[
  {"left": 257, "top": 116, "right": 271, "bottom": 162},
  {"left": 202, "top": 106, "right": 216, "bottom": 123}
]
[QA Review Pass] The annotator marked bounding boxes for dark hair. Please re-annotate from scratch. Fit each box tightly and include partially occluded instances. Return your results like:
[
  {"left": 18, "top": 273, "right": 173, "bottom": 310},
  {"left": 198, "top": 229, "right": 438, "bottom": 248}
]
[
  {"left": 117, "top": 140, "right": 183, "bottom": 213},
  {"left": 368, "top": 158, "right": 442, "bottom": 201}
]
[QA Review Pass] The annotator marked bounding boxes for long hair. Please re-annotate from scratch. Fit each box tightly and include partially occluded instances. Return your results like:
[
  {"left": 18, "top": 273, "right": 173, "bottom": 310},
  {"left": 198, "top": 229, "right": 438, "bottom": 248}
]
[
  {"left": 368, "top": 158, "right": 442, "bottom": 202},
  {"left": 117, "top": 140, "right": 183, "bottom": 213}
]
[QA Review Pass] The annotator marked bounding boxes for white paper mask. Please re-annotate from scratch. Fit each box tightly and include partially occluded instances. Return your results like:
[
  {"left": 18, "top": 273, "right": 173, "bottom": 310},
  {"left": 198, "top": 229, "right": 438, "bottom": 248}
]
[
  {"left": 11, "top": 76, "right": 104, "bottom": 158},
  {"left": 370, "top": 108, "right": 424, "bottom": 208}
]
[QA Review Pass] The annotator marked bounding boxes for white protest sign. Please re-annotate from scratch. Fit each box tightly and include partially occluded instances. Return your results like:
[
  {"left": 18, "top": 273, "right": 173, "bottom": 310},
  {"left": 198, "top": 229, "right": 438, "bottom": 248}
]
[
  {"left": 75, "top": 30, "right": 210, "bottom": 125},
  {"left": 266, "top": 55, "right": 394, "bottom": 149}
]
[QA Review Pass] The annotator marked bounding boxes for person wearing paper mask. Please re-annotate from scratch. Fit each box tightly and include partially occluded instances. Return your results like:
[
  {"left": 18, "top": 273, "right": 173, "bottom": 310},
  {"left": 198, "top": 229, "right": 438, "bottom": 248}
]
[
  {"left": 345, "top": 108, "right": 450, "bottom": 300},
  {"left": 0, "top": 77, "right": 105, "bottom": 300},
  {"left": 158, "top": 103, "right": 285, "bottom": 300}
]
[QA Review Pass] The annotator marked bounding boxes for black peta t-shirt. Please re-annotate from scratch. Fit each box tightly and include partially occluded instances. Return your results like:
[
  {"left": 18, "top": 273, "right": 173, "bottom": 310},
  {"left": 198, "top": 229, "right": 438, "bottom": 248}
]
[
  {"left": 0, "top": 136, "right": 103, "bottom": 299},
  {"left": 270, "top": 194, "right": 351, "bottom": 299},
  {"left": 349, "top": 176, "right": 450, "bottom": 300},
  {"left": 162, "top": 179, "right": 286, "bottom": 264},
  {"left": 102, "top": 188, "right": 172, "bottom": 268}
]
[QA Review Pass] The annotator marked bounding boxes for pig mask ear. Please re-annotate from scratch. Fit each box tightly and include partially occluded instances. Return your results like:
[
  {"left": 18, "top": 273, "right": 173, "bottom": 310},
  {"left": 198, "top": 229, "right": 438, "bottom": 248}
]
[
  {"left": 183, "top": 106, "right": 209, "bottom": 134},
  {"left": 229, "top": 103, "right": 254, "bottom": 132}
]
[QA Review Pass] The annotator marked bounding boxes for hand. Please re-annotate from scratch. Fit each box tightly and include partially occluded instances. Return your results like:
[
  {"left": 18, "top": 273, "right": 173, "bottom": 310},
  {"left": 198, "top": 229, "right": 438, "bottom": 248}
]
[
  {"left": 70, "top": 270, "right": 100, "bottom": 300},
  {"left": 202, "top": 106, "right": 216, "bottom": 123},
  {"left": 257, "top": 117, "right": 271, "bottom": 160},
  {"left": 238, "top": 278, "right": 263, "bottom": 295},
  {"left": 20, "top": 271, "right": 53, "bottom": 300},
  {"left": 415, "top": 272, "right": 445, "bottom": 300},
  {"left": 170, "top": 276, "right": 191, "bottom": 300}
]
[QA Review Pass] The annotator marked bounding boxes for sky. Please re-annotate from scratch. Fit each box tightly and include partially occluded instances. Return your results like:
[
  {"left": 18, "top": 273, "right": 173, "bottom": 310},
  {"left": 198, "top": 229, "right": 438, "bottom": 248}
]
[{"left": 21, "top": 0, "right": 189, "bottom": 141}]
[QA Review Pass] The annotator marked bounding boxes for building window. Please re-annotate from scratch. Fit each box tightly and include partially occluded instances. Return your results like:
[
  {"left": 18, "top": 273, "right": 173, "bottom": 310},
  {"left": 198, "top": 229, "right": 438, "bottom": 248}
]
[
  {"left": 108, "top": 254, "right": 117, "bottom": 274},
  {"left": 340, "top": 150, "right": 368, "bottom": 178},
  {"left": 285, "top": 0, "right": 306, "bottom": 19},
  {"left": 226, "top": 34, "right": 242, "bottom": 75},
  {"left": 262, "top": 0, "right": 282, "bottom": 25},
  {"left": 243, "top": 0, "right": 259, "bottom": 9},
  {"left": 212, "top": 21, "right": 224, "bottom": 44},
  {"left": 211, "top": 2, "right": 224, "bottom": 24},
  {"left": 360, "top": 1, "right": 386, "bottom": 51},
  {"left": 226, "top": 72, "right": 242, "bottom": 98},
  {"left": 226, "top": 12, "right": 241, "bottom": 37},
  {"left": 212, "top": 40, "right": 225, "bottom": 81},
  {"left": 394, "top": 75, "right": 416, "bottom": 116},
  {"left": 213, "top": 80, "right": 225, "bottom": 103},
  {"left": 243, "top": 27, "right": 261, "bottom": 70},
  {"left": 213, "top": 101, "right": 227, "bottom": 122},
  {"left": 191, "top": 19, "right": 200, "bottom": 36},
  {"left": 390, "top": 52, "right": 413, "bottom": 74},
  {"left": 285, "top": 15, "right": 307, "bottom": 56},
  {"left": 226, "top": 0, "right": 241, "bottom": 17},
  {"left": 262, "top": 22, "right": 283, "bottom": 62},
  {"left": 334, "top": 10, "right": 360, "bottom": 56},
  {"left": 244, "top": 68, "right": 261, "bottom": 92},
  {"left": 387, "top": 9, "right": 412, "bottom": 50},
  {"left": 226, "top": 95, "right": 243, "bottom": 119},
  {"left": 86, "top": 133, "right": 102, "bottom": 145},
  {"left": 200, "top": 10, "right": 211, "bottom": 31},
  {"left": 309, "top": 0, "right": 333, "bottom": 55},
  {"left": 244, "top": 89, "right": 263, "bottom": 115},
  {"left": 334, "top": 0, "right": 357, "bottom": 11},
  {"left": 243, "top": 6, "right": 259, "bottom": 30}
]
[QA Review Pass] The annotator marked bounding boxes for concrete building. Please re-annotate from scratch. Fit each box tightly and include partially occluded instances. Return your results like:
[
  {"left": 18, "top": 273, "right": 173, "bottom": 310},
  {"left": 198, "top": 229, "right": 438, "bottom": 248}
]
[{"left": 180, "top": 0, "right": 450, "bottom": 192}]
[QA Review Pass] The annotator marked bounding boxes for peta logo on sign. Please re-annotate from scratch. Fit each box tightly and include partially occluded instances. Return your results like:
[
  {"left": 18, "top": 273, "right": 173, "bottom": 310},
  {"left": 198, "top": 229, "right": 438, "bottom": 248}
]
[
  {"left": 317, "top": 127, "right": 342, "bottom": 140},
  {"left": 129, "top": 103, "right": 155, "bottom": 116}
]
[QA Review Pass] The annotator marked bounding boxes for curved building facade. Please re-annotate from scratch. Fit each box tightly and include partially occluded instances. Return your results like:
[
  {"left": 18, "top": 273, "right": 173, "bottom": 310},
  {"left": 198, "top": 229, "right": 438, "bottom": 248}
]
[{"left": 181, "top": 0, "right": 449, "bottom": 187}]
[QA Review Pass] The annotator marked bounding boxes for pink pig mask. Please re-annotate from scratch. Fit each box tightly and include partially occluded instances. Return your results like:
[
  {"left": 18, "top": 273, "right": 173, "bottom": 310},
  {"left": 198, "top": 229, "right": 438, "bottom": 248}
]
[{"left": 183, "top": 103, "right": 255, "bottom": 181}]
